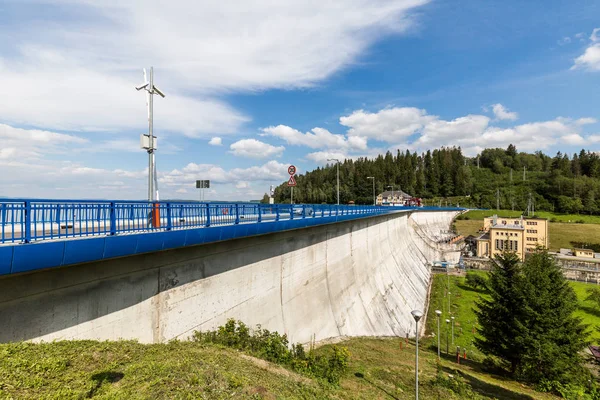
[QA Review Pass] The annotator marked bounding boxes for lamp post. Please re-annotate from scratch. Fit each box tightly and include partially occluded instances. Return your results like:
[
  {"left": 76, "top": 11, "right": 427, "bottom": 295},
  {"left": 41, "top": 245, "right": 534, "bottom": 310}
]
[
  {"left": 446, "top": 319, "right": 450, "bottom": 354},
  {"left": 435, "top": 310, "right": 442, "bottom": 359},
  {"left": 367, "top": 177, "right": 375, "bottom": 205},
  {"left": 387, "top": 185, "right": 394, "bottom": 205},
  {"left": 328, "top": 158, "right": 340, "bottom": 205},
  {"left": 411, "top": 310, "right": 423, "bottom": 400},
  {"left": 451, "top": 316, "right": 455, "bottom": 345}
]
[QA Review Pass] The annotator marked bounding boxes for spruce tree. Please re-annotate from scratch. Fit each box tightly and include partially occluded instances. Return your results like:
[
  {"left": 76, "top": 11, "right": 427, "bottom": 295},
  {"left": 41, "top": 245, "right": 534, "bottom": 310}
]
[
  {"left": 518, "top": 251, "right": 589, "bottom": 384},
  {"left": 474, "top": 252, "right": 528, "bottom": 374}
]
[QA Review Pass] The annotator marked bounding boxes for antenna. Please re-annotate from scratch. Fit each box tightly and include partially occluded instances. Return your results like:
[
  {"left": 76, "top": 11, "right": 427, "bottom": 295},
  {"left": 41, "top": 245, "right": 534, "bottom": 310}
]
[{"left": 136, "top": 67, "right": 166, "bottom": 203}]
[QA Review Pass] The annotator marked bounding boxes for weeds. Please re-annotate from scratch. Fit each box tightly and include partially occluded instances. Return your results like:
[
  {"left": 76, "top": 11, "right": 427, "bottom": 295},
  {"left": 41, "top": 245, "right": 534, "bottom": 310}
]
[{"left": 193, "top": 319, "right": 350, "bottom": 384}]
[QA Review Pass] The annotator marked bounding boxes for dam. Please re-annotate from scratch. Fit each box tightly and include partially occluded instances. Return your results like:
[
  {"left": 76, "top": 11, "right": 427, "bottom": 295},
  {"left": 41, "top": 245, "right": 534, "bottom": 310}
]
[{"left": 0, "top": 202, "right": 461, "bottom": 345}]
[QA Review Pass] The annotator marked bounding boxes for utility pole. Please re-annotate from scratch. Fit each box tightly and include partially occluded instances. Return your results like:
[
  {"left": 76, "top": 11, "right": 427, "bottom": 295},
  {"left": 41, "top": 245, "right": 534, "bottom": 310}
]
[
  {"left": 496, "top": 188, "right": 500, "bottom": 210},
  {"left": 136, "top": 67, "right": 165, "bottom": 202}
]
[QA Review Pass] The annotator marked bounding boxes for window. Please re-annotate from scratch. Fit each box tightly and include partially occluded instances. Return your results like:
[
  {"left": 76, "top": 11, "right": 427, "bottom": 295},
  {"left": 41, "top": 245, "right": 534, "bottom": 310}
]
[
  {"left": 514, "top": 241, "right": 518, "bottom": 251},
  {"left": 514, "top": 221, "right": 519, "bottom": 225},
  {"left": 495, "top": 239, "right": 500, "bottom": 250}
]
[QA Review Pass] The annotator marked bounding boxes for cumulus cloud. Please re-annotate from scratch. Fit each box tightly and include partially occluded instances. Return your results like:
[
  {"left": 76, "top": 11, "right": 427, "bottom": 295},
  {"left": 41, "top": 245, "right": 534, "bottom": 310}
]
[
  {"left": 305, "top": 151, "right": 350, "bottom": 164},
  {"left": 340, "top": 107, "right": 435, "bottom": 142},
  {"left": 561, "top": 133, "right": 586, "bottom": 145},
  {"left": 261, "top": 125, "right": 367, "bottom": 150},
  {"left": 229, "top": 139, "right": 285, "bottom": 158},
  {"left": 0, "top": 0, "right": 429, "bottom": 136},
  {"left": 572, "top": 28, "right": 600, "bottom": 71},
  {"left": 491, "top": 104, "right": 518, "bottom": 121},
  {"left": 208, "top": 137, "right": 222, "bottom": 146}
]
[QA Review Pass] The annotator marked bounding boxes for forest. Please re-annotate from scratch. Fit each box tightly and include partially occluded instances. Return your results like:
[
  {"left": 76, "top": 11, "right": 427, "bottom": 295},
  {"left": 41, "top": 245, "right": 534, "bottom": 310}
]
[{"left": 270, "top": 145, "right": 600, "bottom": 214}]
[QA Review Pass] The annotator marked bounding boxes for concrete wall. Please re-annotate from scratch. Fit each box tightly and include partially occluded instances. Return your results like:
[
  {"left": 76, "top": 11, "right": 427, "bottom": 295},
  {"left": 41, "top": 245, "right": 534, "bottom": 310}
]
[{"left": 0, "top": 210, "right": 459, "bottom": 344}]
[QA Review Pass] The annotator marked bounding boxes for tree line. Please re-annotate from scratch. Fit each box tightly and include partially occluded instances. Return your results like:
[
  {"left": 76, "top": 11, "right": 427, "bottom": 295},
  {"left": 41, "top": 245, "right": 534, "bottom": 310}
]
[{"left": 271, "top": 145, "right": 600, "bottom": 214}]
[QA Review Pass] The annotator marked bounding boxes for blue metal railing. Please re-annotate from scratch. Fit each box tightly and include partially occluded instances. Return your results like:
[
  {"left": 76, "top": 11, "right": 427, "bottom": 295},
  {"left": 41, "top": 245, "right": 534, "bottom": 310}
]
[{"left": 0, "top": 200, "right": 394, "bottom": 245}]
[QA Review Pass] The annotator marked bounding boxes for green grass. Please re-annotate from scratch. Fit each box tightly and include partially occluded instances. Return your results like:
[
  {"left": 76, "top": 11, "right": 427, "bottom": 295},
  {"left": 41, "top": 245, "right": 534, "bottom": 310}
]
[
  {"left": 460, "top": 209, "right": 600, "bottom": 224},
  {"left": 454, "top": 218, "right": 600, "bottom": 251},
  {"left": 570, "top": 280, "right": 600, "bottom": 343}
]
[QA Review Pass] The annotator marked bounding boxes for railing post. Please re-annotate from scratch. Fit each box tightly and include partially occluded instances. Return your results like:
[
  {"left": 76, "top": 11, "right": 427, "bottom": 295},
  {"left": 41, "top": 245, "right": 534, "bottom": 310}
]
[
  {"left": 206, "top": 203, "right": 211, "bottom": 227},
  {"left": 302, "top": 205, "right": 306, "bottom": 219},
  {"left": 109, "top": 202, "right": 116, "bottom": 235},
  {"left": 24, "top": 201, "right": 31, "bottom": 243},
  {"left": 290, "top": 204, "right": 294, "bottom": 220},
  {"left": 166, "top": 203, "right": 172, "bottom": 231},
  {"left": 275, "top": 205, "right": 280, "bottom": 221},
  {"left": 257, "top": 204, "right": 262, "bottom": 223},
  {"left": 235, "top": 203, "right": 240, "bottom": 224}
]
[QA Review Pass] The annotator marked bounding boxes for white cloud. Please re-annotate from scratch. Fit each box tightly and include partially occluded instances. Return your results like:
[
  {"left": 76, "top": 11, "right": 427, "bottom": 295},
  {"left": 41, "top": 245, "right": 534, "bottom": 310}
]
[
  {"left": 208, "top": 137, "right": 222, "bottom": 146},
  {"left": 575, "top": 117, "right": 597, "bottom": 125},
  {"left": 261, "top": 125, "right": 367, "bottom": 150},
  {"left": 557, "top": 37, "right": 571, "bottom": 46},
  {"left": 418, "top": 115, "right": 490, "bottom": 145},
  {"left": 572, "top": 28, "right": 600, "bottom": 71},
  {"left": 561, "top": 133, "right": 586, "bottom": 145},
  {"left": 0, "top": 0, "right": 429, "bottom": 136},
  {"left": 572, "top": 44, "right": 600, "bottom": 71},
  {"left": 229, "top": 139, "right": 285, "bottom": 159},
  {"left": 491, "top": 103, "right": 518, "bottom": 121},
  {"left": 305, "top": 151, "right": 350, "bottom": 164},
  {"left": 236, "top": 181, "right": 250, "bottom": 189},
  {"left": 592, "top": 28, "right": 600, "bottom": 42},
  {"left": 340, "top": 107, "right": 435, "bottom": 142},
  {"left": 588, "top": 135, "right": 600, "bottom": 143}
]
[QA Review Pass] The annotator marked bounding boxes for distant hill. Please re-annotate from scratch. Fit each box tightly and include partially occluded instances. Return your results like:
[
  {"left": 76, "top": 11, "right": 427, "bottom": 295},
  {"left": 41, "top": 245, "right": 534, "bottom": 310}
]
[{"left": 273, "top": 145, "right": 600, "bottom": 214}]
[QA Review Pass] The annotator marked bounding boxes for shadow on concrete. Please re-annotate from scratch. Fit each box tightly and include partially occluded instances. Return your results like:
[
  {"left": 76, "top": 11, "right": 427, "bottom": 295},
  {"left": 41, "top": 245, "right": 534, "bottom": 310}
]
[
  {"left": 87, "top": 371, "right": 124, "bottom": 398},
  {"left": 0, "top": 213, "right": 397, "bottom": 342},
  {"left": 354, "top": 372, "right": 400, "bottom": 400}
]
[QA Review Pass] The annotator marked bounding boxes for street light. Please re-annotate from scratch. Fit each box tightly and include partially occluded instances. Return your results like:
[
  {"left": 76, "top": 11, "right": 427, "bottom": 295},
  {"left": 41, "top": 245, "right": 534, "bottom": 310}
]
[
  {"left": 451, "top": 316, "right": 455, "bottom": 345},
  {"left": 367, "top": 177, "right": 375, "bottom": 205},
  {"left": 387, "top": 185, "right": 394, "bottom": 205},
  {"left": 411, "top": 310, "right": 424, "bottom": 400},
  {"left": 446, "top": 319, "right": 450, "bottom": 354},
  {"left": 327, "top": 158, "right": 340, "bottom": 205},
  {"left": 435, "top": 310, "right": 442, "bottom": 359}
]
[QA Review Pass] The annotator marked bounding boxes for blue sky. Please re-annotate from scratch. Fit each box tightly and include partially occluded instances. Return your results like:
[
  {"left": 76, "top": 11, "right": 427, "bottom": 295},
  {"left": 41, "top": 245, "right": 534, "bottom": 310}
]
[{"left": 0, "top": 0, "right": 599, "bottom": 200}]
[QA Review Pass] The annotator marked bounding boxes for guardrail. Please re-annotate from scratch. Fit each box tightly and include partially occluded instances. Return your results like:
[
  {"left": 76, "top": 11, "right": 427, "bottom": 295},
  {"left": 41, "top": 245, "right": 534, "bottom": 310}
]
[{"left": 0, "top": 200, "right": 393, "bottom": 245}]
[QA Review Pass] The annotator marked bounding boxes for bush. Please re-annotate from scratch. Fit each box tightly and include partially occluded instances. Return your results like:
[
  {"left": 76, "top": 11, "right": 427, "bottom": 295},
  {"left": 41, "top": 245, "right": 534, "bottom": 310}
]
[
  {"left": 465, "top": 272, "right": 487, "bottom": 291},
  {"left": 193, "top": 319, "right": 350, "bottom": 384},
  {"left": 576, "top": 219, "right": 585, "bottom": 224},
  {"left": 550, "top": 217, "right": 558, "bottom": 223}
]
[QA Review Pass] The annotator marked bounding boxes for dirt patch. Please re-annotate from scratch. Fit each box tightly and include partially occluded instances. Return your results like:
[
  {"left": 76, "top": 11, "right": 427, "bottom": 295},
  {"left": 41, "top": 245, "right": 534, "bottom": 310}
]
[{"left": 238, "top": 354, "right": 313, "bottom": 385}]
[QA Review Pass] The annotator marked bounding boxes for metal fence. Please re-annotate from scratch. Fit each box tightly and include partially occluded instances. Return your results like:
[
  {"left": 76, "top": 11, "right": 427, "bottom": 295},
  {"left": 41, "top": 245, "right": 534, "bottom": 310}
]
[{"left": 0, "top": 200, "right": 393, "bottom": 244}]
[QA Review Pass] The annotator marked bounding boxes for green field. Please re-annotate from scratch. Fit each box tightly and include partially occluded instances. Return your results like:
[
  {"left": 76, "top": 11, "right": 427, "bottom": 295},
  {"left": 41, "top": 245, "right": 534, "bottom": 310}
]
[
  {"left": 459, "top": 209, "right": 600, "bottom": 224},
  {"left": 454, "top": 209, "right": 600, "bottom": 251}
]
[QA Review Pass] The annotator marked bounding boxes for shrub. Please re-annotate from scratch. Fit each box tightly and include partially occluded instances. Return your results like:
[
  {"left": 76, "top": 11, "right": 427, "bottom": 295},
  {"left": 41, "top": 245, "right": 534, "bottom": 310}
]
[
  {"left": 576, "top": 219, "right": 585, "bottom": 224},
  {"left": 550, "top": 217, "right": 558, "bottom": 223},
  {"left": 465, "top": 272, "right": 487, "bottom": 291},
  {"left": 193, "top": 319, "right": 350, "bottom": 384}
]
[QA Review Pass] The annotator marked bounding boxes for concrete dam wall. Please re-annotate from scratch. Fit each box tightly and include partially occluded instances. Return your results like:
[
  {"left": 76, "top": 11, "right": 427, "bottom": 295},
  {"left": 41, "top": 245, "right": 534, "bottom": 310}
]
[{"left": 0, "top": 210, "right": 460, "bottom": 344}]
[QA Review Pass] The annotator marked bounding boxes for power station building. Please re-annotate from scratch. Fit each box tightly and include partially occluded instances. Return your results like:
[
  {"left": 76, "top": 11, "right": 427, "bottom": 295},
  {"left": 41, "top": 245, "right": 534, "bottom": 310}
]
[{"left": 475, "top": 215, "right": 548, "bottom": 261}]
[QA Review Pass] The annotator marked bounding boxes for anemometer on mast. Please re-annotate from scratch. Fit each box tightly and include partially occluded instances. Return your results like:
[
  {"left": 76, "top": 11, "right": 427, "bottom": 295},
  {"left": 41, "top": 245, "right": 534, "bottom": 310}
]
[{"left": 136, "top": 67, "right": 165, "bottom": 203}]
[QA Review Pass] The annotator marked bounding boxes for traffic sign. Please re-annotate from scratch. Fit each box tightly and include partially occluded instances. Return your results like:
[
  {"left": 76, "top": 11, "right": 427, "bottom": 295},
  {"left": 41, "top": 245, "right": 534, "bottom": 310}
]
[
  {"left": 287, "top": 175, "right": 297, "bottom": 186},
  {"left": 288, "top": 165, "right": 296, "bottom": 175}
]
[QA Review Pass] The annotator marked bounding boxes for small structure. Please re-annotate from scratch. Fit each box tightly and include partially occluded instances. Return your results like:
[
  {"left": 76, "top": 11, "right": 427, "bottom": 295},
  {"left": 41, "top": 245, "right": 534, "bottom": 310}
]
[
  {"left": 574, "top": 248, "right": 595, "bottom": 258},
  {"left": 376, "top": 190, "right": 415, "bottom": 206},
  {"left": 475, "top": 214, "right": 548, "bottom": 261}
]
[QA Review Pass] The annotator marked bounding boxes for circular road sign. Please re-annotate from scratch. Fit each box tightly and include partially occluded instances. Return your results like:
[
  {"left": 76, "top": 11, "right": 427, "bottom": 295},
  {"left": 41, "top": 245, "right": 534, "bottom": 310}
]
[{"left": 288, "top": 165, "right": 296, "bottom": 175}]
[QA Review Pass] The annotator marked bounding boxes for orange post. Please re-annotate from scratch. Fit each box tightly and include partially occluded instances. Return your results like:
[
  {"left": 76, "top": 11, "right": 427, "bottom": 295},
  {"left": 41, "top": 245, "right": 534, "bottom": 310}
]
[{"left": 152, "top": 202, "right": 161, "bottom": 227}]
